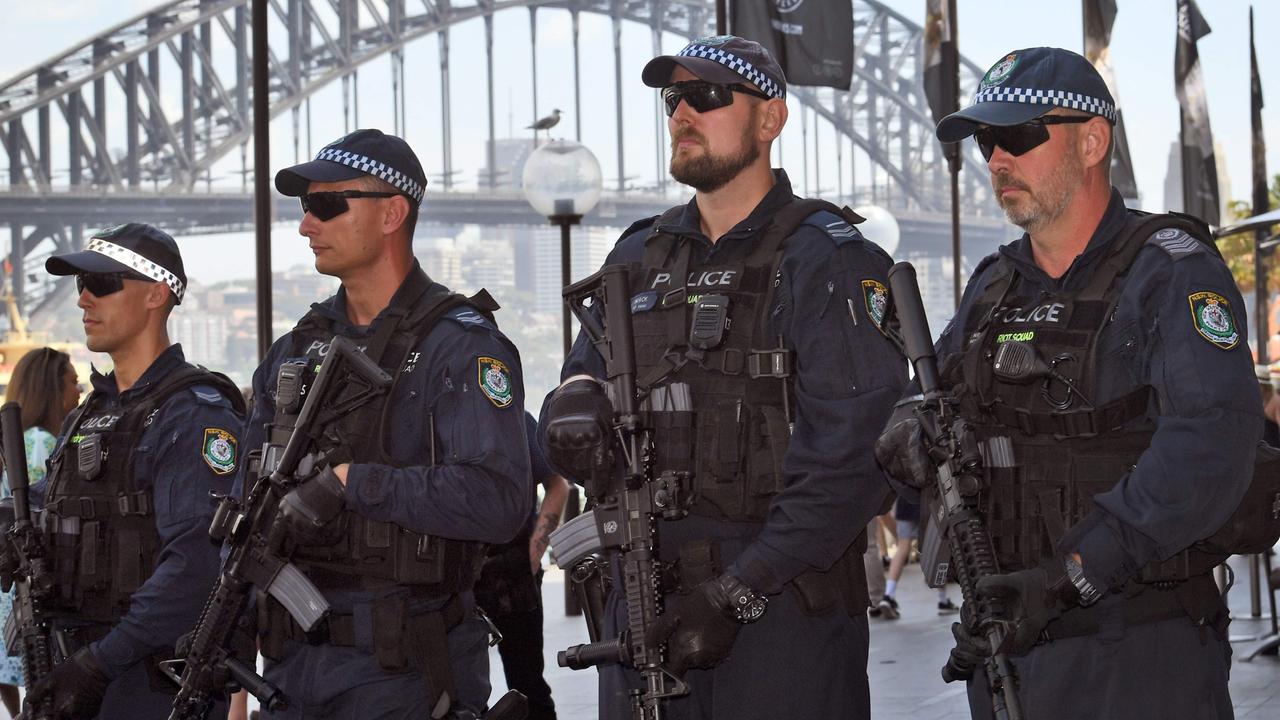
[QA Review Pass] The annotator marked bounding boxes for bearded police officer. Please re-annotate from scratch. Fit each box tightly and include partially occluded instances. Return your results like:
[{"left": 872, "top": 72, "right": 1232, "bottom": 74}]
[
  {"left": 876, "top": 47, "right": 1261, "bottom": 718},
  {"left": 543, "top": 36, "right": 905, "bottom": 719},
  {"left": 24, "top": 224, "right": 245, "bottom": 719},
  {"left": 241, "top": 129, "right": 530, "bottom": 719}
]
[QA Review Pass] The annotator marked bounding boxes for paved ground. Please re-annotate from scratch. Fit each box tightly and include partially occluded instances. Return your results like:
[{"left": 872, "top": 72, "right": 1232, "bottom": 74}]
[{"left": 504, "top": 554, "right": 1280, "bottom": 720}]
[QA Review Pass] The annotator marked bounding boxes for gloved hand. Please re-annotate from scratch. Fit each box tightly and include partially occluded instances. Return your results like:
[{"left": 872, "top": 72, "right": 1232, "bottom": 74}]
[
  {"left": 975, "top": 561, "right": 1074, "bottom": 655},
  {"left": 25, "top": 646, "right": 110, "bottom": 719},
  {"left": 645, "top": 577, "right": 741, "bottom": 675},
  {"left": 278, "top": 465, "right": 346, "bottom": 545},
  {"left": 941, "top": 621, "right": 991, "bottom": 683},
  {"left": 544, "top": 377, "right": 615, "bottom": 491},
  {"left": 874, "top": 416, "right": 937, "bottom": 490}
]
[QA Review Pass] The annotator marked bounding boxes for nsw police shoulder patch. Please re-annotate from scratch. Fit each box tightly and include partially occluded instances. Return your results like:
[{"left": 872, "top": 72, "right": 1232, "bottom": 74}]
[
  {"left": 478, "top": 356, "right": 514, "bottom": 408},
  {"left": 1188, "top": 291, "right": 1240, "bottom": 350},
  {"left": 202, "top": 428, "right": 237, "bottom": 475},
  {"left": 862, "top": 279, "right": 889, "bottom": 334}
]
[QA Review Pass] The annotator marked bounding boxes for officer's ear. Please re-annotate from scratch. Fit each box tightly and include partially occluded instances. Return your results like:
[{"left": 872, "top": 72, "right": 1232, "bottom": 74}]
[
  {"left": 1078, "top": 116, "right": 1110, "bottom": 172},
  {"left": 143, "top": 281, "right": 172, "bottom": 313},
  {"left": 380, "top": 194, "right": 412, "bottom": 238},
  {"left": 756, "top": 98, "right": 787, "bottom": 144}
]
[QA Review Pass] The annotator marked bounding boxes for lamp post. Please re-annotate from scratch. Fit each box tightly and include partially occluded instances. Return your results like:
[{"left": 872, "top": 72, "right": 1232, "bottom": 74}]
[{"left": 522, "top": 139, "right": 603, "bottom": 358}]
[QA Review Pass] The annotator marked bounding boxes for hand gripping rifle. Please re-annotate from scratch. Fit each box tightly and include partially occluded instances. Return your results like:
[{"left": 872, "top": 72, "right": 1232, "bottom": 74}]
[
  {"left": 885, "top": 263, "right": 1024, "bottom": 720},
  {"left": 554, "top": 265, "right": 690, "bottom": 720},
  {"left": 166, "top": 336, "right": 392, "bottom": 720},
  {"left": 1, "top": 402, "right": 55, "bottom": 720}
]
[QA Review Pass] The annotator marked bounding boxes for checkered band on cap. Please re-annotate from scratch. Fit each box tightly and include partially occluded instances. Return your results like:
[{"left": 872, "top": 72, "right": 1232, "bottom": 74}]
[
  {"left": 973, "top": 87, "right": 1118, "bottom": 123},
  {"left": 313, "top": 148, "right": 426, "bottom": 203},
  {"left": 677, "top": 43, "right": 785, "bottom": 100},
  {"left": 86, "top": 237, "right": 185, "bottom": 301}
]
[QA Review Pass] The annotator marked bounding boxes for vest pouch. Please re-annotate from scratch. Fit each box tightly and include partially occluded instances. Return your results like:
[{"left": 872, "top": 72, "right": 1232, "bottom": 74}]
[
  {"left": 749, "top": 404, "right": 789, "bottom": 501},
  {"left": 394, "top": 529, "right": 447, "bottom": 586},
  {"left": 1193, "top": 441, "right": 1280, "bottom": 557},
  {"left": 692, "top": 398, "right": 746, "bottom": 518}
]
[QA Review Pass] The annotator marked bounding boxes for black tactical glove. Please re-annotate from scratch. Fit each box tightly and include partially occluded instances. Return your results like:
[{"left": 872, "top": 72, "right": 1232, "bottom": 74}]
[
  {"left": 874, "top": 416, "right": 937, "bottom": 491},
  {"left": 975, "top": 561, "right": 1076, "bottom": 656},
  {"left": 26, "top": 646, "right": 110, "bottom": 719},
  {"left": 645, "top": 576, "right": 742, "bottom": 676},
  {"left": 941, "top": 621, "right": 991, "bottom": 683},
  {"left": 278, "top": 465, "right": 346, "bottom": 544},
  {"left": 544, "top": 377, "right": 615, "bottom": 491}
]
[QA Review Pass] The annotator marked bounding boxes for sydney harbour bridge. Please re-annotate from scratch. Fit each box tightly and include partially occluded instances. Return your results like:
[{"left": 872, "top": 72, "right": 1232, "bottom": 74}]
[{"left": 0, "top": 0, "right": 1011, "bottom": 322}]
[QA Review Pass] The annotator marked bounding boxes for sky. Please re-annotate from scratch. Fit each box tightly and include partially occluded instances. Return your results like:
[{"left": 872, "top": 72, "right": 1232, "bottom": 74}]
[{"left": 0, "top": 0, "right": 1277, "bottom": 284}]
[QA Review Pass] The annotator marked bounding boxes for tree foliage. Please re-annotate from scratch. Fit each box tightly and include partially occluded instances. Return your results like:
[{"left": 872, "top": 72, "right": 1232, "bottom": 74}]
[{"left": 1218, "top": 173, "right": 1280, "bottom": 293}]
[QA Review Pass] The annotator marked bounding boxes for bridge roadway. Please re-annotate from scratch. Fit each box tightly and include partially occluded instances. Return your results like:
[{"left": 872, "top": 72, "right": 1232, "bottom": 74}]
[{"left": 0, "top": 189, "right": 1012, "bottom": 258}]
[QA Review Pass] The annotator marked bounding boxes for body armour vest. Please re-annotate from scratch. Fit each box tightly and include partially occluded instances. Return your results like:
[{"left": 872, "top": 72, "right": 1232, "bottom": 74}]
[
  {"left": 946, "top": 212, "right": 1223, "bottom": 579},
  {"left": 281, "top": 270, "right": 496, "bottom": 596},
  {"left": 626, "top": 198, "right": 860, "bottom": 522},
  {"left": 41, "top": 366, "right": 243, "bottom": 623}
]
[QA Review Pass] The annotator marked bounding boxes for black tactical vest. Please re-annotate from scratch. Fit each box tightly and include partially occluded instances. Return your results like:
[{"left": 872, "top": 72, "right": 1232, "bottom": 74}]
[
  {"left": 41, "top": 365, "right": 243, "bottom": 623},
  {"left": 626, "top": 198, "right": 859, "bottom": 522},
  {"left": 947, "top": 213, "right": 1223, "bottom": 579},
  {"left": 280, "top": 268, "right": 497, "bottom": 596}
]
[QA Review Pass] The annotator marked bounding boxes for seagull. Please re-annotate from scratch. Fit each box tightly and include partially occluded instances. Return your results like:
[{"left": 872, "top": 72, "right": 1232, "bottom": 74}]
[{"left": 528, "top": 108, "right": 563, "bottom": 132}]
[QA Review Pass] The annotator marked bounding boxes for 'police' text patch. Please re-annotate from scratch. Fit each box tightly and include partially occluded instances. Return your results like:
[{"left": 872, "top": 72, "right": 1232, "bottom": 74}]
[
  {"left": 478, "top": 356, "right": 514, "bottom": 408},
  {"left": 1188, "top": 291, "right": 1240, "bottom": 350}
]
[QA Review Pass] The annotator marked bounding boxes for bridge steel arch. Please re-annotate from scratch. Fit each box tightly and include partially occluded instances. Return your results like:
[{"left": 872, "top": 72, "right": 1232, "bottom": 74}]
[{"left": 0, "top": 0, "right": 994, "bottom": 320}]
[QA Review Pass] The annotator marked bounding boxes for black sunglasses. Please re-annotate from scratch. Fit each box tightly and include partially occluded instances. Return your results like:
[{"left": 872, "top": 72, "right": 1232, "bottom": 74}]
[
  {"left": 661, "top": 80, "right": 772, "bottom": 118},
  {"left": 75, "top": 272, "right": 150, "bottom": 298},
  {"left": 973, "top": 115, "right": 1093, "bottom": 161},
  {"left": 300, "top": 190, "right": 401, "bottom": 222}
]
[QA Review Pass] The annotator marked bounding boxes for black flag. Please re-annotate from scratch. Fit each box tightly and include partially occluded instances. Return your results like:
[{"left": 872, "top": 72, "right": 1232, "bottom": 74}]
[
  {"left": 923, "top": 0, "right": 958, "bottom": 125},
  {"left": 1083, "top": 0, "right": 1140, "bottom": 201},
  {"left": 1174, "top": 0, "right": 1220, "bottom": 226},
  {"left": 1251, "top": 7, "right": 1268, "bottom": 219},
  {"left": 731, "top": 0, "right": 854, "bottom": 90}
]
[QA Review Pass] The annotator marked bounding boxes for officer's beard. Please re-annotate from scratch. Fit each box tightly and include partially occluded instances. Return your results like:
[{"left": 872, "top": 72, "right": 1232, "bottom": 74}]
[
  {"left": 993, "top": 149, "right": 1083, "bottom": 235},
  {"left": 669, "top": 121, "right": 760, "bottom": 193}
]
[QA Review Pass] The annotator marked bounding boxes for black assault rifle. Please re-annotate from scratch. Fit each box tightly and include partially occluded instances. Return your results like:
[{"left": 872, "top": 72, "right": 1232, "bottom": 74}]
[
  {"left": 166, "top": 336, "right": 391, "bottom": 720},
  {"left": 885, "top": 263, "right": 1024, "bottom": 720},
  {"left": 1, "top": 402, "right": 55, "bottom": 720},
  {"left": 555, "top": 265, "right": 690, "bottom": 720}
]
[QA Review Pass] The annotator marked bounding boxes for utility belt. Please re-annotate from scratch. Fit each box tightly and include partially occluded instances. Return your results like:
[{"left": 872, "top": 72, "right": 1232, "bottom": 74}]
[
  {"left": 661, "top": 535, "right": 870, "bottom": 618},
  {"left": 261, "top": 593, "right": 469, "bottom": 719},
  {"left": 1041, "top": 572, "right": 1225, "bottom": 642}
]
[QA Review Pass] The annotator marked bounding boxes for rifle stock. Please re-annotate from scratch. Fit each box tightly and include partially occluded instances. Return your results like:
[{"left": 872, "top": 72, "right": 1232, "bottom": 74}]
[
  {"left": 885, "top": 263, "right": 1025, "bottom": 720},
  {"left": 167, "top": 336, "right": 392, "bottom": 720}
]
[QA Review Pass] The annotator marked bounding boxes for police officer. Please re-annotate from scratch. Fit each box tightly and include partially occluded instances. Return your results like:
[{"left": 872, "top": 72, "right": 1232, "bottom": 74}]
[
  {"left": 542, "top": 36, "right": 905, "bottom": 719},
  {"left": 244, "top": 129, "right": 530, "bottom": 719},
  {"left": 876, "top": 47, "right": 1261, "bottom": 718},
  {"left": 473, "top": 412, "right": 568, "bottom": 720},
  {"left": 25, "top": 224, "right": 245, "bottom": 719}
]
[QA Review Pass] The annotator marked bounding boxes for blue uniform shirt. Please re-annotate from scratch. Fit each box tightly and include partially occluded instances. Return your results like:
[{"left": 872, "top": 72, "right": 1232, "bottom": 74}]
[
  {"left": 544, "top": 170, "right": 906, "bottom": 595},
  {"left": 234, "top": 265, "right": 532, "bottom": 610},
  {"left": 935, "top": 190, "right": 1263, "bottom": 592},
  {"left": 41, "top": 345, "right": 243, "bottom": 679}
]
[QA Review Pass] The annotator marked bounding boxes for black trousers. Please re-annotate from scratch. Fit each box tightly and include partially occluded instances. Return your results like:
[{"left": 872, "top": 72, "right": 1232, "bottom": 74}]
[{"left": 487, "top": 570, "right": 557, "bottom": 720}]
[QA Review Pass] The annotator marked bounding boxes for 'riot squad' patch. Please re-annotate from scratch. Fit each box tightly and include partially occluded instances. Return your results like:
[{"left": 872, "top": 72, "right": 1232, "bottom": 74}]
[
  {"left": 1188, "top": 291, "right": 1239, "bottom": 350},
  {"left": 202, "top": 428, "right": 237, "bottom": 475},
  {"left": 478, "top": 356, "right": 514, "bottom": 408},
  {"left": 862, "top": 279, "right": 889, "bottom": 334}
]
